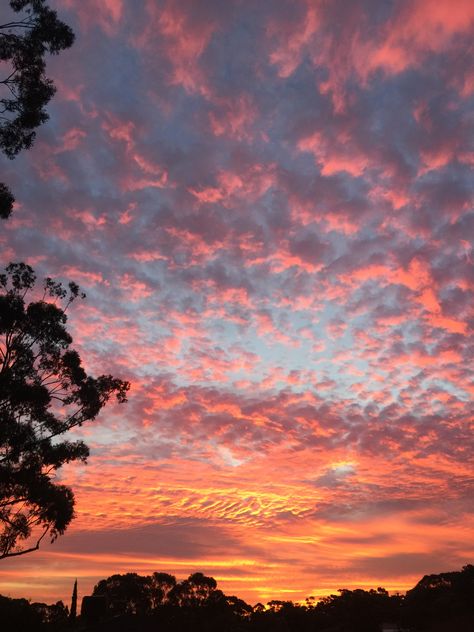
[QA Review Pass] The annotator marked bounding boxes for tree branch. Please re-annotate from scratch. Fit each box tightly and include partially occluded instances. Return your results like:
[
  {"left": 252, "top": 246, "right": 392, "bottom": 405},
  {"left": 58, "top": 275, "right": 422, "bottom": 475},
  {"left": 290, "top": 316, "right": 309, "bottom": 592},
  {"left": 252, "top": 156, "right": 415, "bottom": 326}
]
[{"left": 0, "top": 525, "right": 49, "bottom": 560}]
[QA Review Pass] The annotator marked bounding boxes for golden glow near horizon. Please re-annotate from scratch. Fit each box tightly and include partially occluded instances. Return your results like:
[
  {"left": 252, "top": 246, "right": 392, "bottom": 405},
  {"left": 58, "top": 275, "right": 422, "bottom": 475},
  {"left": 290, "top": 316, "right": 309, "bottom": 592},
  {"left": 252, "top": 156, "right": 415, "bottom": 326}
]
[{"left": 2, "top": 444, "right": 473, "bottom": 605}]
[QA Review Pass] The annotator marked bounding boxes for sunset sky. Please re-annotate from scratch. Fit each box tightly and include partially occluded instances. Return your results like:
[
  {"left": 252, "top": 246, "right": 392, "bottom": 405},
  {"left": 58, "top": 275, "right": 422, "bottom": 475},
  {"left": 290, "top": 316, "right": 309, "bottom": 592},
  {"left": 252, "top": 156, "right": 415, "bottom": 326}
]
[{"left": 1, "top": 0, "right": 473, "bottom": 608}]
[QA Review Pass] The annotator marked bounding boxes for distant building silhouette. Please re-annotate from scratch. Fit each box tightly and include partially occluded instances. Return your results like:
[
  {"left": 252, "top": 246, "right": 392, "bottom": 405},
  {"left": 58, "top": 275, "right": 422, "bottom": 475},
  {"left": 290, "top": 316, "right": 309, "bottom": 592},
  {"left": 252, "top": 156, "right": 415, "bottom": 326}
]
[{"left": 81, "top": 595, "right": 106, "bottom": 624}]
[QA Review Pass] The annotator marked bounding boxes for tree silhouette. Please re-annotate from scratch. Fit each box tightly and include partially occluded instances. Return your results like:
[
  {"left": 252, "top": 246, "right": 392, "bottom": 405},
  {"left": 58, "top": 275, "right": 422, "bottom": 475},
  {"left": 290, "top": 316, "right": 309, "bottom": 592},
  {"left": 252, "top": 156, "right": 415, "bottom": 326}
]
[
  {"left": 93, "top": 573, "right": 156, "bottom": 617},
  {"left": 0, "top": 594, "right": 68, "bottom": 630},
  {"left": 0, "top": 263, "right": 129, "bottom": 559},
  {"left": 0, "top": 0, "right": 74, "bottom": 219},
  {"left": 2, "top": 565, "right": 473, "bottom": 630},
  {"left": 404, "top": 564, "right": 474, "bottom": 630},
  {"left": 168, "top": 572, "right": 222, "bottom": 608},
  {"left": 150, "top": 572, "right": 176, "bottom": 608},
  {"left": 0, "top": 182, "right": 15, "bottom": 220}
]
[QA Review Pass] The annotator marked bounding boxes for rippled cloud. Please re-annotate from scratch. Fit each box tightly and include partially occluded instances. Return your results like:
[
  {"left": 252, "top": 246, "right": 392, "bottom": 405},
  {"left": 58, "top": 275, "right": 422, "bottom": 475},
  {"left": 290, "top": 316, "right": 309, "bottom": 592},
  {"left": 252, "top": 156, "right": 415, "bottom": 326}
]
[{"left": 1, "top": 0, "right": 472, "bottom": 606}]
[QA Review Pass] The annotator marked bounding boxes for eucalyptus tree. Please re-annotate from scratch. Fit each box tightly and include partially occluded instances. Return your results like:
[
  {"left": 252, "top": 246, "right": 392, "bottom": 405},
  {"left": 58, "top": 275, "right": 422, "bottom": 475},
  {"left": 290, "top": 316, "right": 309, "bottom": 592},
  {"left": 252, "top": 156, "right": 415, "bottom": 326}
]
[
  {"left": 0, "top": 263, "right": 129, "bottom": 559},
  {"left": 0, "top": 0, "right": 74, "bottom": 218}
]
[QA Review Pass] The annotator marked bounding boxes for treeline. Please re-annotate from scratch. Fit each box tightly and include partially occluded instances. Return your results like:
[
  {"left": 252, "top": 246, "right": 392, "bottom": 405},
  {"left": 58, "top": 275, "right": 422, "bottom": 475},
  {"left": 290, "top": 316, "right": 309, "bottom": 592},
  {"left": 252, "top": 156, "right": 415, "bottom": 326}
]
[{"left": 0, "top": 564, "right": 473, "bottom": 631}]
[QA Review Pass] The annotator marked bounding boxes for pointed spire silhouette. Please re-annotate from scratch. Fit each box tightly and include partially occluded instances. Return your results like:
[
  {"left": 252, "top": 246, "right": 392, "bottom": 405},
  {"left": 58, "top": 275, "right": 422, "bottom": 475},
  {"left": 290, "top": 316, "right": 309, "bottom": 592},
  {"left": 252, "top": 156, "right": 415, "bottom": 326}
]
[{"left": 70, "top": 579, "right": 77, "bottom": 623}]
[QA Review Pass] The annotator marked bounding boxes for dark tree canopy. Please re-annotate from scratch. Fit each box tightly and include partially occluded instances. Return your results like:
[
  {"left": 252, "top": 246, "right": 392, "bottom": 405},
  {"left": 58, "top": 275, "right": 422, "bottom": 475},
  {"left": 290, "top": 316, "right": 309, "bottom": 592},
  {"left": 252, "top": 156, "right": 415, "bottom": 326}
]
[
  {"left": 0, "top": 181, "right": 14, "bottom": 219},
  {"left": 1, "top": 565, "right": 473, "bottom": 631},
  {"left": 91, "top": 571, "right": 230, "bottom": 617},
  {"left": 0, "top": 263, "right": 129, "bottom": 559},
  {"left": 168, "top": 572, "right": 222, "bottom": 608},
  {"left": 0, "top": 0, "right": 74, "bottom": 219},
  {"left": 92, "top": 572, "right": 179, "bottom": 616},
  {"left": 0, "top": 594, "right": 68, "bottom": 630},
  {"left": 93, "top": 573, "right": 159, "bottom": 617},
  {"left": 0, "top": 0, "right": 74, "bottom": 156}
]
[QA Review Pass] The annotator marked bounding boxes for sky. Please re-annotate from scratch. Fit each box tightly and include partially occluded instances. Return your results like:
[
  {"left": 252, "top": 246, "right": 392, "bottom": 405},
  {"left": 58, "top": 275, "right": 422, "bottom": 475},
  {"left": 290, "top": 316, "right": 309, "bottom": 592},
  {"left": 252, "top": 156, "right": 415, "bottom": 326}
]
[{"left": 0, "top": 0, "right": 473, "bottom": 608}]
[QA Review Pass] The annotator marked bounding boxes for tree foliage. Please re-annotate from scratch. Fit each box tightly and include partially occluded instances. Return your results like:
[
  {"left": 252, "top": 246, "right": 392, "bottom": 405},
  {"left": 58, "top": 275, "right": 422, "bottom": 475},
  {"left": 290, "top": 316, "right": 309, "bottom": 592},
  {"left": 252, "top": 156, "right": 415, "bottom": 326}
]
[
  {"left": 0, "top": 182, "right": 15, "bottom": 220},
  {"left": 92, "top": 571, "right": 231, "bottom": 616},
  {"left": 2, "top": 565, "right": 473, "bottom": 631},
  {"left": 93, "top": 573, "right": 160, "bottom": 617},
  {"left": 0, "top": 0, "right": 74, "bottom": 156},
  {"left": 168, "top": 572, "right": 222, "bottom": 608},
  {"left": 0, "top": 594, "right": 68, "bottom": 631},
  {"left": 0, "top": 263, "right": 129, "bottom": 559},
  {"left": 404, "top": 564, "right": 474, "bottom": 630},
  {"left": 0, "top": 0, "right": 74, "bottom": 218}
]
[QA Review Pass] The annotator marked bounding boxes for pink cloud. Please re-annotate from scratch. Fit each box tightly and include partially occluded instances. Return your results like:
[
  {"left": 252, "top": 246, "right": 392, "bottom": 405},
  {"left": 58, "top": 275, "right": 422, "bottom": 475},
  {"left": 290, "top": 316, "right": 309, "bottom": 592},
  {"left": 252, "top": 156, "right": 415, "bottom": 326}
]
[
  {"left": 134, "top": 0, "right": 217, "bottom": 96},
  {"left": 208, "top": 94, "right": 257, "bottom": 141},
  {"left": 61, "top": 0, "right": 124, "bottom": 35},
  {"left": 3, "top": 0, "right": 472, "bottom": 607},
  {"left": 267, "top": 2, "right": 320, "bottom": 78}
]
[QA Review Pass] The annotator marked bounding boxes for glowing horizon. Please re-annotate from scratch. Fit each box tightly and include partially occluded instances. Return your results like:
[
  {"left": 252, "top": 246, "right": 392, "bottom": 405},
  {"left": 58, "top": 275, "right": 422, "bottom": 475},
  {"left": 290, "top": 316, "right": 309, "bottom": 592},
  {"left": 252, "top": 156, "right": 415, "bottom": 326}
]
[{"left": 0, "top": 0, "right": 473, "bottom": 608}]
